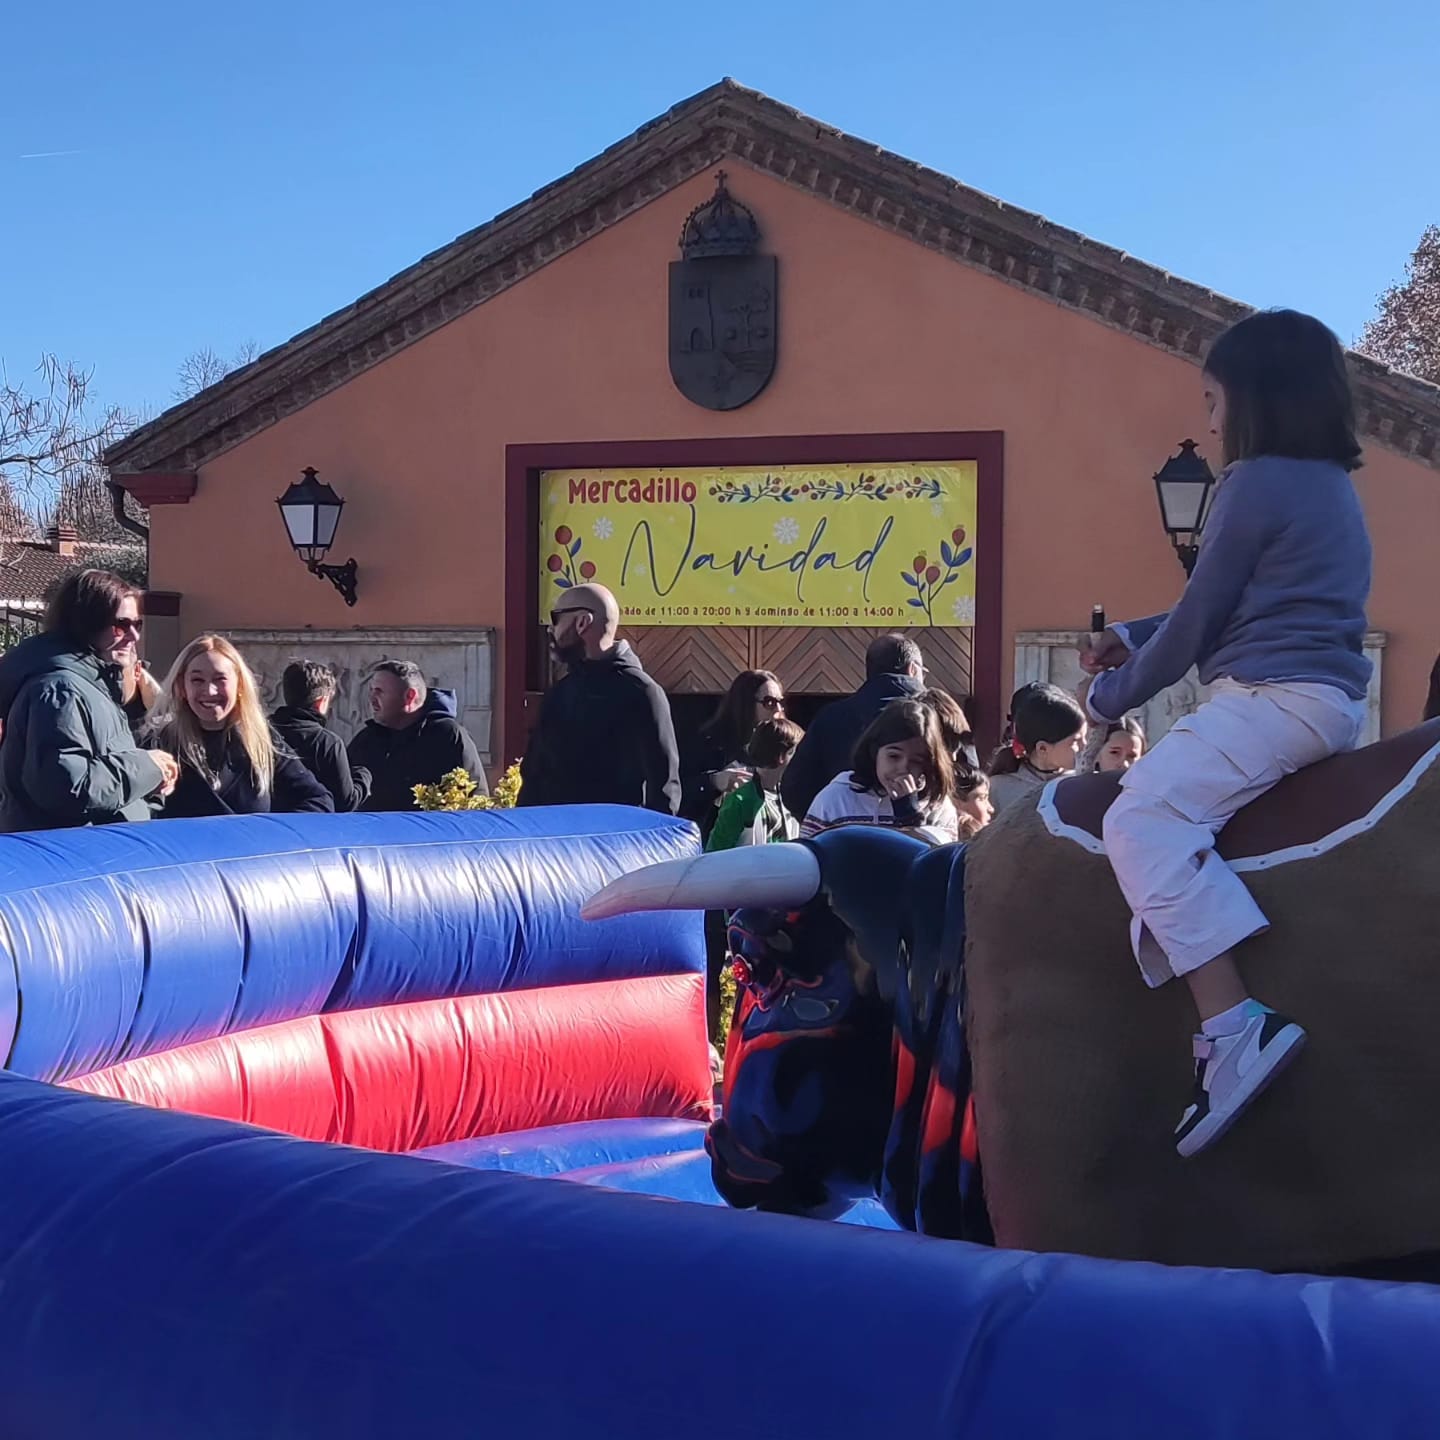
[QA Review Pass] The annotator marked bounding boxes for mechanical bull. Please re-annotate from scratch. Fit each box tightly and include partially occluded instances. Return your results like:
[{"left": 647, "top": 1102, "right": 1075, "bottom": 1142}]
[{"left": 585, "top": 721, "right": 1440, "bottom": 1279}]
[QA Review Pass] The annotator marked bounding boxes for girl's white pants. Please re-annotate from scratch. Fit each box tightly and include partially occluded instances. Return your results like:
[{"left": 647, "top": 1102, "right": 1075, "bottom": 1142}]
[{"left": 1102, "top": 680, "right": 1366, "bottom": 987}]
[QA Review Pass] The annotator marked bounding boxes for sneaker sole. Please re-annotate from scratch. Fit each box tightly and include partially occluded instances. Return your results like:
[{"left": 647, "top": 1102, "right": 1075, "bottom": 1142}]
[{"left": 1176, "top": 1024, "right": 1307, "bottom": 1159}]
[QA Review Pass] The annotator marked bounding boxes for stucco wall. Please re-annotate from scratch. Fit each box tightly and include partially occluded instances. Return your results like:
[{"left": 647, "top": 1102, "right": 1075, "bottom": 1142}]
[{"left": 149, "top": 162, "right": 1438, "bottom": 748}]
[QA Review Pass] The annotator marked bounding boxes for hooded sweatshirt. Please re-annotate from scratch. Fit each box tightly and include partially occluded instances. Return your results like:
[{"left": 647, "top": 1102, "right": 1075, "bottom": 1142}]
[
  {"left": 347, "top": 688, "right": 488, "bottom": 812},
  {"left": 0, "top": 632, "right": 164, "bottom": 831},
  {"left": 518, "top": 641, "right": 681, "bottom": 814}
]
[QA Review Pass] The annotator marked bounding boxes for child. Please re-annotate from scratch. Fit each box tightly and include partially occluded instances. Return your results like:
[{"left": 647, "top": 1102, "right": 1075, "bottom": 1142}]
[
  {"left": 1082, "top": 308, "right": 1371, "bottom": 1158},
  {"left": 954, "top": 764, "right": 993, "bottom": 840},
  {"left": 1086, "top": 717, "right": 1147, "bottom": 775},
  {"left": 706, "top": 718, "right": 804, "bottom": 852},
  {"left": 920, "top": 687, "right": 992, "bottom": 839},
  {"left": 986, "top": 684, "right": 1088, "bottom": 815},
  {"left": 803, "top": 700, "right": 959, "bottom": 845}
]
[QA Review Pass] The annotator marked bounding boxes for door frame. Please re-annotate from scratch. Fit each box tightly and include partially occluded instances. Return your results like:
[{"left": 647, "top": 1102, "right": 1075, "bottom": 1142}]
[{"left": 503, "top": 431, "right": 1004, "bottom": 764}]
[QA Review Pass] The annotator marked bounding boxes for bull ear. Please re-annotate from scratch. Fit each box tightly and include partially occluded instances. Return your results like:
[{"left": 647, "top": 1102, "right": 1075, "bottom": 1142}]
[{"left": 581, "top": 844, "right": 821, "bottom": 921}]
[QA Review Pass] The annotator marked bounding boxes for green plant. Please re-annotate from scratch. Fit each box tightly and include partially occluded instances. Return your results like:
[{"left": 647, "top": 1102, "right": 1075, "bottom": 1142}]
[
  {"left": 412, "top": 761, "right": 522, "bottom": 812},
  {"left": 713, "top": 959, "right": 738, "bottom": 1052}
]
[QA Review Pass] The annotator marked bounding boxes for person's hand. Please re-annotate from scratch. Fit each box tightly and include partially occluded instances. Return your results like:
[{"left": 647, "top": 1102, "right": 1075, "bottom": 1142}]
[
  {"left": 711, "top": 765, "right": 753, "bottom": 794},
  {"left": 1079, "top": 628, "right": 1129, "bottom": 675},
  {"left": 134, "top": 662, "right": 162, "bottom": 710},
  {"left": 149, "top": 750, "right": 181, "bottom": 797},
  {"left": 884, "top": 772, "right": 924, "bottom": 801}
]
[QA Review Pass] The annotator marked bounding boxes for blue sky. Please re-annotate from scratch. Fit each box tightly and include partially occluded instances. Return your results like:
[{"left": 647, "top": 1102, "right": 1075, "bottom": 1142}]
[{"left": 3, "top": 0, "right": 1435, "bottom": 420}]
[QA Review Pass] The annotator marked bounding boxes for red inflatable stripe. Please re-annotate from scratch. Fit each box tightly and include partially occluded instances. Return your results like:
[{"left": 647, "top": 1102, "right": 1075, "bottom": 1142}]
[{"left": 67, "top": 974, "right": 711, "bottom": 1152}]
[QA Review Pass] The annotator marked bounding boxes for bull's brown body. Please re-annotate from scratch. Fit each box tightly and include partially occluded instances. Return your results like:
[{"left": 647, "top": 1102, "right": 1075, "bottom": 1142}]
[{"left": 965, "top": 720, "right": 1440, "bottom": 1272}]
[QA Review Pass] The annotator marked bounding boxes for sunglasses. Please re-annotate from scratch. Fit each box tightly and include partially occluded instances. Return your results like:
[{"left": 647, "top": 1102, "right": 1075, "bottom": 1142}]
[
  {"left": 549, "top": 607, "right": 595, "bottom": 627},
  {"left": 113, "top": 617, "right": 144, "bottom": 635}
]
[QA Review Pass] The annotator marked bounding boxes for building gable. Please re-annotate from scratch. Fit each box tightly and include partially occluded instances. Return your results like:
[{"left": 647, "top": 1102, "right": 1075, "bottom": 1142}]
[{"left": 107, "top": 79, "right": 1440, "bottom": 476}]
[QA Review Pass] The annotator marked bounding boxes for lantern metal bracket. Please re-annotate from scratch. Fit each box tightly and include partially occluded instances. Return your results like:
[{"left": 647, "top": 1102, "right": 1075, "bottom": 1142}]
[{"left": 307, "top": 557, "right": 358, "bottom": 607}]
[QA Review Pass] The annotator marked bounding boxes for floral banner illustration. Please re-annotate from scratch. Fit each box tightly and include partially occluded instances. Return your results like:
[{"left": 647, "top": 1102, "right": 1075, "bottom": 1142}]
[{"left": 539, "top": 462, "right": 977, "bottom": 628}]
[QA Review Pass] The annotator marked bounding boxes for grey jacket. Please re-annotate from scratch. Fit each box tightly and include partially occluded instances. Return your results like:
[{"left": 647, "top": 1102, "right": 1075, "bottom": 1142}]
[{"left": 0, "top": 633, "right": 165, "bottom": 832}]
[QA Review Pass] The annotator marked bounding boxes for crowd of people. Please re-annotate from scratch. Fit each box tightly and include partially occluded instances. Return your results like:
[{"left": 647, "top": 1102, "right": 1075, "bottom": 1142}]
[{"left": 0, "top": 568, "right": 490, "bottom": 832}]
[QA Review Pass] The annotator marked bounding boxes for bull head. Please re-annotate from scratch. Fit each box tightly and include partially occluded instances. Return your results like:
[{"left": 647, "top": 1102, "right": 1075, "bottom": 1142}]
[{"left": 585, "top": 828, "right": 936, "bottom": 1219}]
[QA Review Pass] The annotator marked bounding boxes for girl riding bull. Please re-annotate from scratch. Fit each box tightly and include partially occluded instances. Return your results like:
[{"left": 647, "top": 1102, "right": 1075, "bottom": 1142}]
[{"left": 1082, "top": 308, "right": 1371, "bottom": 1158}]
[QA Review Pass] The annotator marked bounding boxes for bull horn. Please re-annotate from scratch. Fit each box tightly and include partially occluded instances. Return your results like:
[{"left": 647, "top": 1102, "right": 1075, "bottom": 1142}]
[{"left": 582, "top": 843, "right": 821, "bottom": 922}]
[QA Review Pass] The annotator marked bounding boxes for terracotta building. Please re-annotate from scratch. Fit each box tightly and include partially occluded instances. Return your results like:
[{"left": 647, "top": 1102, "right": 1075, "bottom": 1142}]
[{"left": 106, "top": 81, "right": 1440, "bottom": 763}]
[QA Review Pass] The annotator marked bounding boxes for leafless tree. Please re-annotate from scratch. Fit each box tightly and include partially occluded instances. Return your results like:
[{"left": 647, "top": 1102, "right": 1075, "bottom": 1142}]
[
  {"left": 1358, "top": 225, "right": 1440, "bottom": 385},
  {"left": 0, "top": 355, "right": 132, "bottom": 506},
  {"left": 173, "top": 339, "right": 262, "bottom": 401}
]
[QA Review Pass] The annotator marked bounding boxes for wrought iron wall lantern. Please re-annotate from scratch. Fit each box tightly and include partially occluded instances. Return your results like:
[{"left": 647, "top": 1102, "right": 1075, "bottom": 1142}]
[
  {"left": 276, "top": 467, "right": 358, "bottom": 606},
  {"left": 1153, "top": 440, "right": 1217, "bottom": 577}
]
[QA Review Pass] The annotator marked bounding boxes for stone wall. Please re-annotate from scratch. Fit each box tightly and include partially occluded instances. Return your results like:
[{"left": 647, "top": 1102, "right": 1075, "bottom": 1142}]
[
  {"left": 1014, "top": 630, "right": 1387, "bottom": 748},
  {"left": 227, "top": 627, "right": 495, "bottom": 760}
]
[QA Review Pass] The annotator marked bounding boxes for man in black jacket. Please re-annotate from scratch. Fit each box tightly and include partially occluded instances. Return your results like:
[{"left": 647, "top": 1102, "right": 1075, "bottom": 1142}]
[
  {"left": 270, "top": 662, "right": 372, "bottom": 812},
  {"left": 348, "top": 660, "right": 488, "bottom": 811},
  {"left": 780, "top": 633, "right": 927, "bottom": 818},
  {"left": 518, "top": 584, "right": 680, "bottom": 814}
]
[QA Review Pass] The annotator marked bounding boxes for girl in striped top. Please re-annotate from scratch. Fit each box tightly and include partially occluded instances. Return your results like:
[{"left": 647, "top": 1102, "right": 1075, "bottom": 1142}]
[{"left": 802, "top": 700, "right": 960, "bottom": 845}]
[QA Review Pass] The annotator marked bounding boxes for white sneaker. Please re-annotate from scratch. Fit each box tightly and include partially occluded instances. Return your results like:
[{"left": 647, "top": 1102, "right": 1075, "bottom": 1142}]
[{"left": 1175, "top": 1005, "right": 1306, "bottom": 1158}]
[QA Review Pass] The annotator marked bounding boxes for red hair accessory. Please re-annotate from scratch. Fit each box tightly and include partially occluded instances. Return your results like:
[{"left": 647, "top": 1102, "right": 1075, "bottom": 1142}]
[{"left": 1010, "top": 736, "right": 1026, "bottom": 759}]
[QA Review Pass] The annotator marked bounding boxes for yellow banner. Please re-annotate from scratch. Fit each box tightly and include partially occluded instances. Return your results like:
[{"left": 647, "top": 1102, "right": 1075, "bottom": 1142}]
[{"left": 538, "top": 462, "right": 977, "bottom": 627}]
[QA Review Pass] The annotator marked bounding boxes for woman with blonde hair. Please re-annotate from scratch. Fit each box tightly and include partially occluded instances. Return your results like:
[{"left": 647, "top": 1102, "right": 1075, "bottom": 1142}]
[{"left": 144, "top": 635, "right": 332, "bottom": 818}]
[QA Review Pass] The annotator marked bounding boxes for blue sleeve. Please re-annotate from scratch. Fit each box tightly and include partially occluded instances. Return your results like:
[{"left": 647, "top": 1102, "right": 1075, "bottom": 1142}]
[
  {"left": 1088, "top": 476, "right": 1270, "bottom": 722},
  {"left": 1113, "top": 613, "right": 1169, "bottom": 651}
]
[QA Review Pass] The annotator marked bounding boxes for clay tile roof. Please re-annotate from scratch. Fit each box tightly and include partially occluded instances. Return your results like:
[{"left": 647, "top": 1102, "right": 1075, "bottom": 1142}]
[
  {"left": 0, "top": 539, "right": 144, "bottom": 606},
  {"left": 105, "top": 78, "right": 1440, "bottom": 475}
]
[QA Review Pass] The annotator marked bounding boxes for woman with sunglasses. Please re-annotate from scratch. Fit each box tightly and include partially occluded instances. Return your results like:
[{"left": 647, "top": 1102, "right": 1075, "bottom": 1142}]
[
  {"left": 0, "top": 569, "right": 179, "bottom": 831},
  {"left": 681, "top": 670, "right": 787, "bottom": 834}
]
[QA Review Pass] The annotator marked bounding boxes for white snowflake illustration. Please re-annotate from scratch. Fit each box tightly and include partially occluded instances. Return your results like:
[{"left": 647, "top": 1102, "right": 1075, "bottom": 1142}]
[
  {"left": 773, "top": 516, "right": 801, "bottom": 544},
  {"left": 930, "top": 500, "right": 945, "bottom": 518},
  {"left": 592, "top": 517, "right": 613, "bottom": 540},
  {"left": 632, "top": 563, "right": 649, "bottom": 577},
  {"left": 951, "top": 594, "right": 976, "bottom": 626}
]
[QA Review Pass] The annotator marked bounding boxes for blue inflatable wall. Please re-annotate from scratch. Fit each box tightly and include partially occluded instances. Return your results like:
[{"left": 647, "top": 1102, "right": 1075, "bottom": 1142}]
[{"left": 0, "top": 807, "right": 1437, "bottom": 1436}]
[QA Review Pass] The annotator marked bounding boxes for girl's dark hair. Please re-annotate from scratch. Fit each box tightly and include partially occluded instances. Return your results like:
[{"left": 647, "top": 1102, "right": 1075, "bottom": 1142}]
[
  {"left": 44, "top": 569, "right": 138, "bottom": 648},
  {"left": 1204, "top": 309, "right": 1362, "bottom": 473},
  {"left": 747, "top": 717, "right": 804, "bottom": 769},
  {"left": 920, "top": 686, "right": 973, "bottom": 760},
  {"left": 954, "top": 759, "right": 988, "bottom": 799},
  {"left": 702, "top": 669, "right": 782, "bottom": 758},
  {"left": 988, "top": 683, "right": 1086, "bottom": 776},
  {"left": 849, "top": 699, "right": 955, "bottom": 801}
]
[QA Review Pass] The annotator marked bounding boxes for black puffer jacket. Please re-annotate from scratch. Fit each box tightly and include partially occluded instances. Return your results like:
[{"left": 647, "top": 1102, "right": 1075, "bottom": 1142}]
[
  {"left": 0, "top": 633, "right": 165, "bottom": 832},
  {"left": 270, "top": 705, "right": 371, "bottom": 812},
  {"left": 347, "top": 689, "right": 488, "bottom": 812},
  {"left": 147, "top": 727, "right": 334, "bottom": 818},
  {"left": 518, "top": 642, "right": 680, "bottom": 814}
]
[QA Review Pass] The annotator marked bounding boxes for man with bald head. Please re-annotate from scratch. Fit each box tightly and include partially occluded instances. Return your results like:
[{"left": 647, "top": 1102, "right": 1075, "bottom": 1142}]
[{"left": 518, "top": 583, "right": 681, "bottom": 814}]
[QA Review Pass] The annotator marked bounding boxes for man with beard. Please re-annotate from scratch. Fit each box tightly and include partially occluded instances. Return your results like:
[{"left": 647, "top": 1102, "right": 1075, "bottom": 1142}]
[{"left": 518, "top": 583, "right": 680, "bottom": 814}]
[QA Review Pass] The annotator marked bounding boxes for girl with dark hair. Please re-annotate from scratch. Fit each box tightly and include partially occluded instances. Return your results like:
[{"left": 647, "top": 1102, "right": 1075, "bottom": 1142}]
[
  {"left": 986, "top": 683, "right": 1087, "bottom": 815},
  {"left": 1082, "top": 308, "right": 1372, "bottom": 1158},
  {"left": 0, "top": 569, "right": 179, "bottom": 831},
  {"left": 681, "top": 669, "right": 785, "bottom": 831},
  {"left": 802, "top": 700, "right": 959, "bottom": 844}
]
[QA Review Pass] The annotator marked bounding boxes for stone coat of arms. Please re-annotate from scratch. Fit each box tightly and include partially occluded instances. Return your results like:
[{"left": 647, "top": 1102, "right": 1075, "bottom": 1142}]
[{"left": 668, "top": 171, "right": 778, "bottom": 412}]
